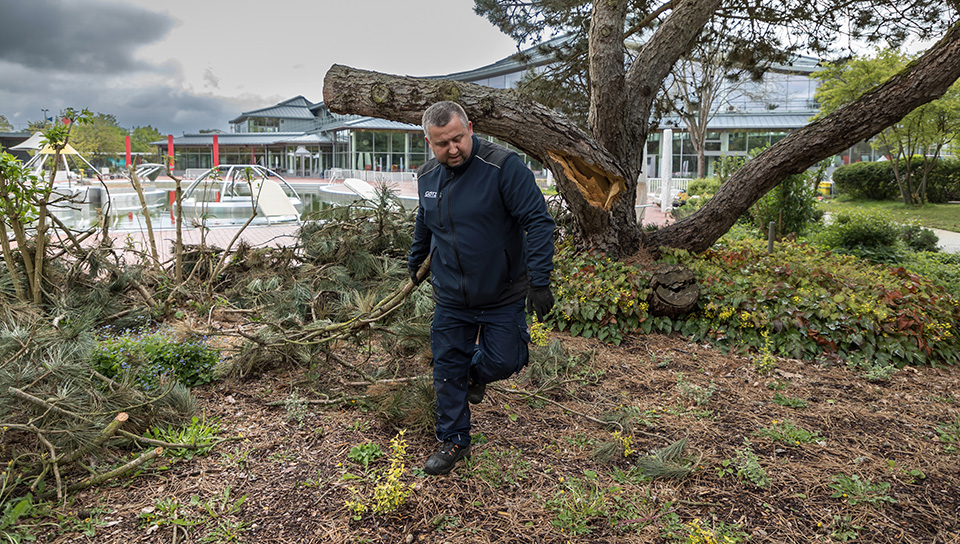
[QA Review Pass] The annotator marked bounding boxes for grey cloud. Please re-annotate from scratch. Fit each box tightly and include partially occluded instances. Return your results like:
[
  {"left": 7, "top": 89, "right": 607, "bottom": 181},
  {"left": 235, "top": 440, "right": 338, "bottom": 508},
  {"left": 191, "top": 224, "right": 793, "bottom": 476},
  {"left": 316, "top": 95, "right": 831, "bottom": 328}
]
[
  {"left": 0, "top": 66, "right": 251, "bottom": 134},
  {"left": 0, "top": 0, "right": 175, "bottom": 75}
]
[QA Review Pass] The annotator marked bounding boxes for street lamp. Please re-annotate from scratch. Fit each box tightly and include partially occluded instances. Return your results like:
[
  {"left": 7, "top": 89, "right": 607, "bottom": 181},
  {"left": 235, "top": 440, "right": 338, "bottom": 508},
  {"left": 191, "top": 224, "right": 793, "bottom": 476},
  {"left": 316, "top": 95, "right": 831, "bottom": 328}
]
[{"left": 40, "top": 109, "right": 49, "bottom": 127}]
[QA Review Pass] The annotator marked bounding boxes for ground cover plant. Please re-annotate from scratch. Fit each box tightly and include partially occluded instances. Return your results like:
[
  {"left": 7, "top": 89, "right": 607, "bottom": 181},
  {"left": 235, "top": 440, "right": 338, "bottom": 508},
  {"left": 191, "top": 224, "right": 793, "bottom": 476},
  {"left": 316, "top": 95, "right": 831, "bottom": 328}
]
[{"left": 549, "top": 237, "right": 960, "bottom": 371}]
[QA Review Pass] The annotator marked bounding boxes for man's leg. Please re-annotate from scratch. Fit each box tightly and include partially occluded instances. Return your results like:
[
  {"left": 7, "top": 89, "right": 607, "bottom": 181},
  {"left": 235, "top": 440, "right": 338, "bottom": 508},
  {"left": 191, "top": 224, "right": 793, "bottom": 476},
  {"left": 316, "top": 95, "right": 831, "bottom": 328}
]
[
  {"left": 430, "top": 305, "right": 477, "bottom": 448},
  {"left": 471, "top": 299, "right": 530, "bottom": 388}
]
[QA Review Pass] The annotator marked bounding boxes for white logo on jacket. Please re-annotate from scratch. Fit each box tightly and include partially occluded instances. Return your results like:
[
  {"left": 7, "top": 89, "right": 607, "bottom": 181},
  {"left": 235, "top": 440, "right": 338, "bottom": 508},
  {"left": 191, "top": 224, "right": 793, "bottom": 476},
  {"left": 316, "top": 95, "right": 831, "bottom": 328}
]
[{"left": 424, "top": 191, "right": 438, "bottom": 198}]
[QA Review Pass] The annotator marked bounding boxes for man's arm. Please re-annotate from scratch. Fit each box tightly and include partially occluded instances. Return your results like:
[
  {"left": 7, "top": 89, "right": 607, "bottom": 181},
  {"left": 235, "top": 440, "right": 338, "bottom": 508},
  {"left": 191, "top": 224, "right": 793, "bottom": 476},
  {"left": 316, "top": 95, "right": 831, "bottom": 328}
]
[
  {"left": 499, "top": 155, "right": 555, "bottom": 288},
  {"left": 408, "top": 204, "right": 431, "bottom": 284}
]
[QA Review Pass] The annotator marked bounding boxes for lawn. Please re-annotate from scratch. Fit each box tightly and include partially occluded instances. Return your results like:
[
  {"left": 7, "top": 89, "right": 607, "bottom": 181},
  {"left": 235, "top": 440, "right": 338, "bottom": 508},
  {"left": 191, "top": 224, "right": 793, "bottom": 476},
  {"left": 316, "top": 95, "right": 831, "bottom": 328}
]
[{"left": 819, "top": 198, "right": 960, "bottom": 232}]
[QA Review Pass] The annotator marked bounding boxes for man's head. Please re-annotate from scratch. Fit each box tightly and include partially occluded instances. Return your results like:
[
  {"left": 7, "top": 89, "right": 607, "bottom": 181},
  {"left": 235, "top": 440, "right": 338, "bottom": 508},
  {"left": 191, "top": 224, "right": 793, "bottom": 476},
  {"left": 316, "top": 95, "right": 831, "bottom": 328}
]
[{"left": 422, "top": 101, "right": 473, "bottom": 167}]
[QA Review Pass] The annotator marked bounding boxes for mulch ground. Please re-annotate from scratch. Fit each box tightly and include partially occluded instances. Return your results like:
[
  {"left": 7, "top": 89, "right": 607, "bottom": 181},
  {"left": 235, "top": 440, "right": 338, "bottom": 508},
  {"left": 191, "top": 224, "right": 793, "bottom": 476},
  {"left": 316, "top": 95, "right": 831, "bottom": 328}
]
[{"left": 44, "top": 331, "right": 960, "bottom": 543}]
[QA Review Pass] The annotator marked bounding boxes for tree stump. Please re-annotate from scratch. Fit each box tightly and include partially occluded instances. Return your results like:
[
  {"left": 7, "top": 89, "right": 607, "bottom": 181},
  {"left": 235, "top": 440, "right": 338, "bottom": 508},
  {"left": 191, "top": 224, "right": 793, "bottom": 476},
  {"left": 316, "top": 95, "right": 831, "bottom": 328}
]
[{"left": 649, "top": 264, "right": 699, "bottom": 318}]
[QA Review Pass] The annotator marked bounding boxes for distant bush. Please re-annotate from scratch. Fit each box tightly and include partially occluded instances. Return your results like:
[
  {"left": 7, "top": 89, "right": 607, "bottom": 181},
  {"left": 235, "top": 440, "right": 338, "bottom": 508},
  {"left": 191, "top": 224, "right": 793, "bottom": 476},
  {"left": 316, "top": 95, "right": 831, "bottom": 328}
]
[
  {"left": 687, "top": 177, "right": 722, "bottom": 198},
  {"left": 749, "top": 170, "right": 823, "bottom": 239},
  {"left": 813, "top": 210, "right": 940, "bottom": 264},
  {"left": 813, "top": 210, "right": 905, "bottom": 263},
  {"left": 832, "top": 162, "right": 898, "bottom": 200},
  {"left": 900, "top": 223, "right": 941, "bottom": 253},
  {"left": 928, "top": 158, "right": 960, "bottom": 203}
]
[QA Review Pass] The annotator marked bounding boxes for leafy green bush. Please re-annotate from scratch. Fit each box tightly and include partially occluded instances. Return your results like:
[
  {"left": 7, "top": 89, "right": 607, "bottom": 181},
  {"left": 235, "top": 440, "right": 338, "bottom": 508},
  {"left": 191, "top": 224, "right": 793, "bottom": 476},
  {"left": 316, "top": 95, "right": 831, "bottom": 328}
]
[
  {"left": 686, "top": 177, "right": 722, "bottom": 198},
  {"left": 550, "top": 239, "right": 960, "bottom": 368},
  {"left": 92, "top": 327, "right": 219, "bottom": 388},
  {"left": 903, "top": 251, "right": 960, "bottom": 297},
  {"left": 813, "top": 209, "right": 905, "bottom": 263},
  {"left": 814, "top": 210, "right": 941, "bottom": 264},
  {"left": 749, "top": 170, "right": 823, "bottom": 238},
  {"left": 832, "top": 161, "right": 898, "bottom": 200},
  {"left": 899, "top": 223, "right": 940, "bottom": 252},
  {"left": 928, "top": 158, "right": 960, "bottom": 202}
]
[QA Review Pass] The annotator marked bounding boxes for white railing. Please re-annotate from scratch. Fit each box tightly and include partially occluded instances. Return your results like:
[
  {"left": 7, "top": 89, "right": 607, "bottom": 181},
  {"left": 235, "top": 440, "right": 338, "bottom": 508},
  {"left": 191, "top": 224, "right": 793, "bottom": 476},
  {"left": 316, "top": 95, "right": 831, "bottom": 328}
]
[
  {"left": 646, "top": 176, "right": 692, "bottom": 197},
  {"left": 325, "top": 168, "right": 417, "bottom": 183}
]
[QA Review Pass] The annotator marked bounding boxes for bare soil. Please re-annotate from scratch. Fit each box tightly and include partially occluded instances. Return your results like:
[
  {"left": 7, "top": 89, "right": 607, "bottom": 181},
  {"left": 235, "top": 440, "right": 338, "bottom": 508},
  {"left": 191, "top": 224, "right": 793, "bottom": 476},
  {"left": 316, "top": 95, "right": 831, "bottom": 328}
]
[{"left": 45, "top": 331, "right": 960, "bottom": 544}]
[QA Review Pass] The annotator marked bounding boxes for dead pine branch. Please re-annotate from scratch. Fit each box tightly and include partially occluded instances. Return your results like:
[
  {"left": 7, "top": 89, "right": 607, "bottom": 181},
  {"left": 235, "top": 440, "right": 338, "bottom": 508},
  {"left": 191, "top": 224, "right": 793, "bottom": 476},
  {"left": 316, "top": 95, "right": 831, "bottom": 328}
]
[
  {"left": 58, "top": 412, "right": 128, "bottom": 466},
  {"left": 51, "top": 447, "right": 163, "bottom": 499}
]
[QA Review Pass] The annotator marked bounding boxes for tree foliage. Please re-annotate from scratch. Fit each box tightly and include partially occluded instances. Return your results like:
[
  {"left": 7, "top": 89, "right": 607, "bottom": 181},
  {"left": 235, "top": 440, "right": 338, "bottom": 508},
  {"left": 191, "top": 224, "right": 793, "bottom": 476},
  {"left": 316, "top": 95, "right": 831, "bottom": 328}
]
[
  {"left": 130, "top": 125, "right": 163, "bottom": 154},
  {"left": 70, "top": 112, "right": 126, "bottom": 167},
  {"left": 815, "top": 49, "right": 960, "bottom": 204},
  {"left": 0, "top": 114, "right": 13, "bottom": 132}
]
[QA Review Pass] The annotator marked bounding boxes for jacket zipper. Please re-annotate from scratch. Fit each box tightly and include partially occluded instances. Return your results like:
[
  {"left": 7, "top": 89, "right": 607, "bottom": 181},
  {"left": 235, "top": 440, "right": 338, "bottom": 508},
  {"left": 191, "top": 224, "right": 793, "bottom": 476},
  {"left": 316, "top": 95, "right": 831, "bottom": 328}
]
[{"left": 439, "top": 170, "right": 470, "bottom": 307}]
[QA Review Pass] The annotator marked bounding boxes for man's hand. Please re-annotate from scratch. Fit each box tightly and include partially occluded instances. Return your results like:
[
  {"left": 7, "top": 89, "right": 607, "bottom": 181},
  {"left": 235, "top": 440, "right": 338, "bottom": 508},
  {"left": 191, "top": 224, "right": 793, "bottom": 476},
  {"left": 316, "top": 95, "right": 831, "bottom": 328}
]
[
  {"left": 409, "top": 268, "right": 422, "bottom": 286},
  {"left": 526, "top": 286, "right": 554, "bottom": 321}
]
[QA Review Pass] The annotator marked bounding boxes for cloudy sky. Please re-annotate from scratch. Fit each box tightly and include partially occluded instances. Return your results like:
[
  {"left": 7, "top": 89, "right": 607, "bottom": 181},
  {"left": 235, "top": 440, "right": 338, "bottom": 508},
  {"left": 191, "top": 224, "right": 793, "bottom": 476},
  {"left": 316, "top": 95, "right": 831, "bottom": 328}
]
[{"left": 0, "top": 0, "right": 522, "bottom": 135}]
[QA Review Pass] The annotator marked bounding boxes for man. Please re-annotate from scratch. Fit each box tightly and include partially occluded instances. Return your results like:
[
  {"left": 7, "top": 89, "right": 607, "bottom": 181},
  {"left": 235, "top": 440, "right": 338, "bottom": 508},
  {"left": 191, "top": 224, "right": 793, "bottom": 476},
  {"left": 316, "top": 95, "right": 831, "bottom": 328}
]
[{"left": 408, "top": 101, "right": 555, "bottom": 475}]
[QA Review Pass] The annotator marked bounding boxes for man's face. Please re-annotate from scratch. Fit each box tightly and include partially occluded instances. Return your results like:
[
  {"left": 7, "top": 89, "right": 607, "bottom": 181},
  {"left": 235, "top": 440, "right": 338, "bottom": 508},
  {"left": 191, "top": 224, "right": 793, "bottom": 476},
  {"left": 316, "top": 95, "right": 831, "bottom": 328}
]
[{"left": 426, "top": 117, "right": 473, "bottom": 167}]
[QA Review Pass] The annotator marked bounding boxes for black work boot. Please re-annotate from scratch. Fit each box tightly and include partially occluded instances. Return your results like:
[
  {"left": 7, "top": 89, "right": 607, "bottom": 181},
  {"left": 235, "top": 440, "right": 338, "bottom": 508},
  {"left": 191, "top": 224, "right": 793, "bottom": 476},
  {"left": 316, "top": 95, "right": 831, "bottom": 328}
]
[
  {"left": 423, "top": 441, "right": 471, "bottom": 475},
  {"left": 468, "top": 380, "right": 486, "bottom": 404}
]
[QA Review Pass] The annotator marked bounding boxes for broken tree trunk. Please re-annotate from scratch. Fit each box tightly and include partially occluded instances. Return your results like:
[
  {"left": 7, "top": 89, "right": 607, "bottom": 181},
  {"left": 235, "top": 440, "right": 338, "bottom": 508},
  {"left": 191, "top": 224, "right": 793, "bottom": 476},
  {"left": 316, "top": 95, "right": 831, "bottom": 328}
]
[{"left": 648, "top": 264, "right": 699, "bottom": 318}]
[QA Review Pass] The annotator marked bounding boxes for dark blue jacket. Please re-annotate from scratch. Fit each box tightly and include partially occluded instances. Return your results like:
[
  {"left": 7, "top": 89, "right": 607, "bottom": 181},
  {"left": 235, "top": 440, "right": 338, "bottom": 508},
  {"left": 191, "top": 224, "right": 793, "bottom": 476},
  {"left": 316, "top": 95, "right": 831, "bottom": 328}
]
[{"left": 408, "top": 135, "right": 555, "bottom": 309}]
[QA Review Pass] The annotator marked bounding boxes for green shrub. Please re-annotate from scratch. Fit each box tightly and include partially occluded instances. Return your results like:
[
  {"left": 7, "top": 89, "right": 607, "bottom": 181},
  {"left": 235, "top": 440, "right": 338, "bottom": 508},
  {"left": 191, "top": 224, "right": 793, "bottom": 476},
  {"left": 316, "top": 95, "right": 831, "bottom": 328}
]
[
  {"left": 813, "top": 209, "right": 906, "bottom": 263},
  {"left": 92, "top": 327, "right": 219, "bottom": 388},
  {"left": 686, "top": 177, "right": 722, "bottom": 198},
  {"left": 903, "top": 251, "right": 960, "bottom": 297},
  {"left": 928, "top": 158, "right": 960, "bottom": 202},
  {"left": 899, "top": 223, "right": 940, "bottom": 252},
  {"left": 749, "top": 170, "right": 823, "bottom": 238},
  {"left": 832, "top": 161, "right": 898, "bottom": 200}
]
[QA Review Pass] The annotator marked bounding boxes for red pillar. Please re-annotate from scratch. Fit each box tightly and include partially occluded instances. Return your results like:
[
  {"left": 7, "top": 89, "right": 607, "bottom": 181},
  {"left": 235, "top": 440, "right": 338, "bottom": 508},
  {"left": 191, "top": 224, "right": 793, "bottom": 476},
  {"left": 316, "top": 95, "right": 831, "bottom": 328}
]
[
  {"left": 212, "top": 134, "right": 220, "bottom": 167},
  {"left": 167, "top": 135, "right": 174, "bottom": 170},
  {"left": 125, "top": 135, "right": 131, "bottom": 167}
]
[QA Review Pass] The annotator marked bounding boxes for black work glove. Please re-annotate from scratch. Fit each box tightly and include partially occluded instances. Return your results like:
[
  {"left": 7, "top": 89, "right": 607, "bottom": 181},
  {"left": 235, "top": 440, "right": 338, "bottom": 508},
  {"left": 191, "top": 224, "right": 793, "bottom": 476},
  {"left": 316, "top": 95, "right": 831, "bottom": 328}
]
[
  {"left": 409, "top": 267, "right": 422, "bottom": 286},
  {"left": 526, "top": 285, "right": 554, "bottom": 322}
]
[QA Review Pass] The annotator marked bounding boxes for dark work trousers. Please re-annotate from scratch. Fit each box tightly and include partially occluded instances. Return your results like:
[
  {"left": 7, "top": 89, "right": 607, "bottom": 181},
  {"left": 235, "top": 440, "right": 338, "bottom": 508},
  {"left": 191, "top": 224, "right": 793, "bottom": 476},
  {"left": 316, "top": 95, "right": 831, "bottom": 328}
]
[{"left": 431, "top": 299, "right": 530, "bottom": 447}]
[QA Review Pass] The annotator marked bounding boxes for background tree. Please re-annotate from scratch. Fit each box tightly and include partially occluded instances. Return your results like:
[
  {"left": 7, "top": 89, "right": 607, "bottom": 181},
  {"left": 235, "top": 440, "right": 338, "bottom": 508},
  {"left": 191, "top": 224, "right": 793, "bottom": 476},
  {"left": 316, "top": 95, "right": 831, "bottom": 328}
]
[
  {"left": 324, "top": 0, "right": 960, "bottom": 258},
  {"left": 71, "top": 113, "right": 125, "bottom": 169},
  {"left": 130, "top": 125, "right": 163, "bottom": 154},
  {"left": 660, "top": 22, "right": 754, "bottom": 179},
  {"left": 0, "top": 114, "right": 13, "bottom": 132},
  {"left": 815, "top": 49, "right": 960, "bottom": 204}
]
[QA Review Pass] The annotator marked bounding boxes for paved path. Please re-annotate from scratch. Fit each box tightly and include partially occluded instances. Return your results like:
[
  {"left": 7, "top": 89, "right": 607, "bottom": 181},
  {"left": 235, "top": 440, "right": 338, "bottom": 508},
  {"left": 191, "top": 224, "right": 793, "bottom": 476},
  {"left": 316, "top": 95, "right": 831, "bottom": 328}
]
[
  {"left": 107, "top": 224, "right": 301, "bottom": 265},
  {"left": 931, "top": 228, "right": 960, "bottom": 254}
]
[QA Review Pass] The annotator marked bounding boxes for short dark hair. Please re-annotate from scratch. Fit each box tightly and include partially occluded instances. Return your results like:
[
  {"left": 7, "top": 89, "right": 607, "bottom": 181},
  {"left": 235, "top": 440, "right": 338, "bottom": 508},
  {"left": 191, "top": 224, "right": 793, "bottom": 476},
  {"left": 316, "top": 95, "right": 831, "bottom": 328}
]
[{"left": 422, "top": 101, "right": 469, "bottom": 137}]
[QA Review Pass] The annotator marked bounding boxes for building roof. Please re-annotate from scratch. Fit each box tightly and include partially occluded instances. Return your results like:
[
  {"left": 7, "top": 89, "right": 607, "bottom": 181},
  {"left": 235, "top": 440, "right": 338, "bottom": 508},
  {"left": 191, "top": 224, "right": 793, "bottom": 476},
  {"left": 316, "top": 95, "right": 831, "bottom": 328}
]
[
  {"left": 324, "top": 117, "right": 422, "bottom": 132},
  {"left": 229, "top": 95, "right": 317, "bottom": 123},
  {"left": 659, "top": 111, "right": 818, "bottom": 131},
  {"left": 150, "top": 132, "right": 331, "bottom": 147}
]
